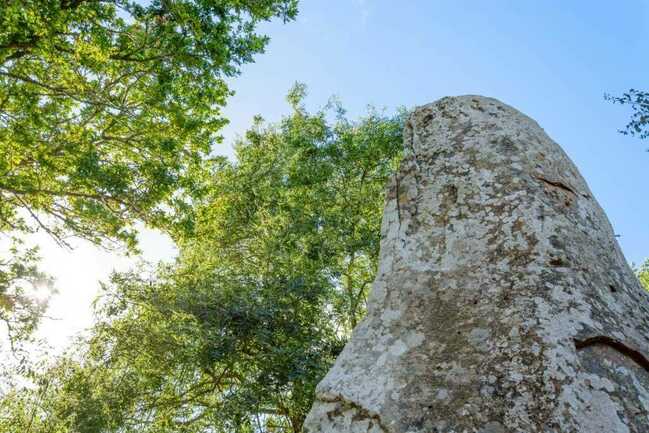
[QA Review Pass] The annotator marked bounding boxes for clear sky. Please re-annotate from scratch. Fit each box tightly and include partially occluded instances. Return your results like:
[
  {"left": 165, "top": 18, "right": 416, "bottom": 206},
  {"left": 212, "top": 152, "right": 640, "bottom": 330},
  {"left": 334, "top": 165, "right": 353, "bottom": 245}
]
[{"left": 35, "top": 1, "right": 649, "bottom": 351}]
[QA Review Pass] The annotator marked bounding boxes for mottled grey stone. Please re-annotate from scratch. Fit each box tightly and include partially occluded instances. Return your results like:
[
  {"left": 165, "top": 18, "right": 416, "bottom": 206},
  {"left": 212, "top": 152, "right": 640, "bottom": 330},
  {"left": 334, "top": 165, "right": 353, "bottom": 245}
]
[{"left": 304, "top": 96, "right": 649, "bottom": 432}]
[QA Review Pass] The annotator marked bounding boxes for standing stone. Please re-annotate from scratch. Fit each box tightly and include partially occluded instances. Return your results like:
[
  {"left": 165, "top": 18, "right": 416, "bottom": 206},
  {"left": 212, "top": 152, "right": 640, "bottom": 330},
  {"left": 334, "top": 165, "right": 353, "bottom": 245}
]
[{"left": 304, "top": 96, "right": 649, "bottom": 432}]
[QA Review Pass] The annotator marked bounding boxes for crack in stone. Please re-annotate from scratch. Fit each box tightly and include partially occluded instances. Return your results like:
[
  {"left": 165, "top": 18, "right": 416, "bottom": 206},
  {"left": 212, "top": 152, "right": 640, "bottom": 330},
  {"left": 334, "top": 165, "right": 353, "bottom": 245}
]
[
  {"left": 316, "top": 395, "right": 390, "bottom": 433},
  {"left": 395, "top": 173, "right": 402, "bottom": 229},
  {"left": 405, "top": 120, "right": 422, "bottom": 218},
  {"left": 574, "top": 336, "right": 649, "bottom": 374},
  {"left": 535, "top": 175, "right": 578, "bottom": 196}
]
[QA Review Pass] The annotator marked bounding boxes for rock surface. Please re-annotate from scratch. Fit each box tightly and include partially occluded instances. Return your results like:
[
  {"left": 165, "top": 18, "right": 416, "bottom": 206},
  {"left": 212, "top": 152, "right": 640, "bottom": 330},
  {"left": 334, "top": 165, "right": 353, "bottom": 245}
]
[{"left": 304, "top": 96, "right": 649, "bottom": 433}]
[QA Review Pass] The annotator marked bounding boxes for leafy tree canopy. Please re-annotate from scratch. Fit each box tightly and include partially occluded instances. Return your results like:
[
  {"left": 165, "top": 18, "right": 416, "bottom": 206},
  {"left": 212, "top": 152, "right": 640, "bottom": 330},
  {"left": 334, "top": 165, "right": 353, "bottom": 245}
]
[
  {"left": 607, "top": 89, "right": 649, "bottom": 141},
  {"left": 0, "top": 87, "right": 405, "bottom": 433},
  {"left": 638, "top": 259, "right": 649, "bottom": 291},
  {"left": 0, "top": 0, "right": 297, "bottom": 343}
]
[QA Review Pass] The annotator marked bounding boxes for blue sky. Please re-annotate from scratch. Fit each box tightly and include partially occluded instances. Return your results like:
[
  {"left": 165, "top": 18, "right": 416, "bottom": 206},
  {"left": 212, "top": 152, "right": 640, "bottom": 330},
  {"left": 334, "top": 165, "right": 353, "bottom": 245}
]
[
  {"left": 220, "top": 0, "right": 649, "bottom": 265},
  {"left": 33, "top": 1, "right": 649, "bottom": 351}
]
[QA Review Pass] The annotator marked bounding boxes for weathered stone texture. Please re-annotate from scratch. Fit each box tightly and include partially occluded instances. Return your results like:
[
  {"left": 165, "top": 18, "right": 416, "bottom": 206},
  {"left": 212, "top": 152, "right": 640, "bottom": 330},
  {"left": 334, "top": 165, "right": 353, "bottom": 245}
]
[{"left": 304, "top": 96, "right": 649, "bottom": 432}]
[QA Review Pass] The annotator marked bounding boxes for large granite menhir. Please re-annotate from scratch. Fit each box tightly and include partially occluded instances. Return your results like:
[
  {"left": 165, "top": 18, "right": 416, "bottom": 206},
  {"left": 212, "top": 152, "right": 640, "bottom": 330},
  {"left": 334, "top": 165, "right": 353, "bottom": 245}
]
[{"left": 304, "top": 96, "right": 649, "bottom": 432}]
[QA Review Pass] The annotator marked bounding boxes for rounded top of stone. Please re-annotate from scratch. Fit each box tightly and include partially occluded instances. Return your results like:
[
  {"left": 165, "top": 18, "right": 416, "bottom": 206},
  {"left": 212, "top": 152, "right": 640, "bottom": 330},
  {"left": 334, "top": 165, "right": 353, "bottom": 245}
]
[
  {"left": 412, "top": 95, "right": 535, "bottom": 123},
  {"left": 405, "top": 94, "right": 546, "bottom": 156},
  {"left": 426, "top": 94, "right": 503, "bottom": 104},
  {"left": 418, "top": 94, "right": 512, "bottom": 107},
  {"left": 402, "top": 94, "right": 591, "bottom": 200}
]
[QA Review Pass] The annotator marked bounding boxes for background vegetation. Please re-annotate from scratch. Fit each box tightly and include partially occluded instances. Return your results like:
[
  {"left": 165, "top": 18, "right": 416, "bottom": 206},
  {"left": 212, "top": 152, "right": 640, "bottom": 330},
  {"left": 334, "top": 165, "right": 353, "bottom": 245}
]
[
  {"left": 0, "top": 0, "right": 296, "bottom": 349},
  {"left": 0, "top": 86, "right": 404, "bottom": 432}
]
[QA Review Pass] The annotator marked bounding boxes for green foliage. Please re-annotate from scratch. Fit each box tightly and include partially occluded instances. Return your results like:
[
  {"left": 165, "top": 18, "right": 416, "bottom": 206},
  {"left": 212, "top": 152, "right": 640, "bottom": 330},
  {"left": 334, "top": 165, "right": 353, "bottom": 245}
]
[
  {"left": 606, "top": 89, "right": 649, "bottom": 141},
  {"left": 0, "top": 239, "right": 52, "bottom": 351},
  {"left": 1, "top": 87, "right": 405, "bottom": 432},
  {"left": 637, "top": 259, "right": 649, "bottom": 291},
  {"left": 0, "top": 0, "right": 297, "bottom": 344},
  {"left": 1, "top": 0, "right": 297, "bottom": 246}
]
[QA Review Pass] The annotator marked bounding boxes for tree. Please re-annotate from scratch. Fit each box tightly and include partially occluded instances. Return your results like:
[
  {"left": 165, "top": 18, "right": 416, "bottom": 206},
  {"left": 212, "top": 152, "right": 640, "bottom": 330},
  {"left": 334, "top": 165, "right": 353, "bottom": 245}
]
[
  {"left": 0, "top": 0, "right": 298, "bottom": 344},
  {"left": 0, "top": 87, "right": 405, "bottom": 433},
  {"left": 0, "top": 238, "right": 52, "bottom": 353},
  {"left": 637, "top": 259, "right": 649, "bottom": 291},
  {"left": 606, "top": 89, "right": 649, "bottom": 141}
]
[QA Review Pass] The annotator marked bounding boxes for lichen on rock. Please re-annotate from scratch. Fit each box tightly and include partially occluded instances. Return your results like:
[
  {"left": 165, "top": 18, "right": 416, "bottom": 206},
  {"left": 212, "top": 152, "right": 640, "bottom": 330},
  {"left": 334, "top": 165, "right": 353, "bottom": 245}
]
[{"left": 304, "top": 95, "right": 649, "bottom": 433}]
